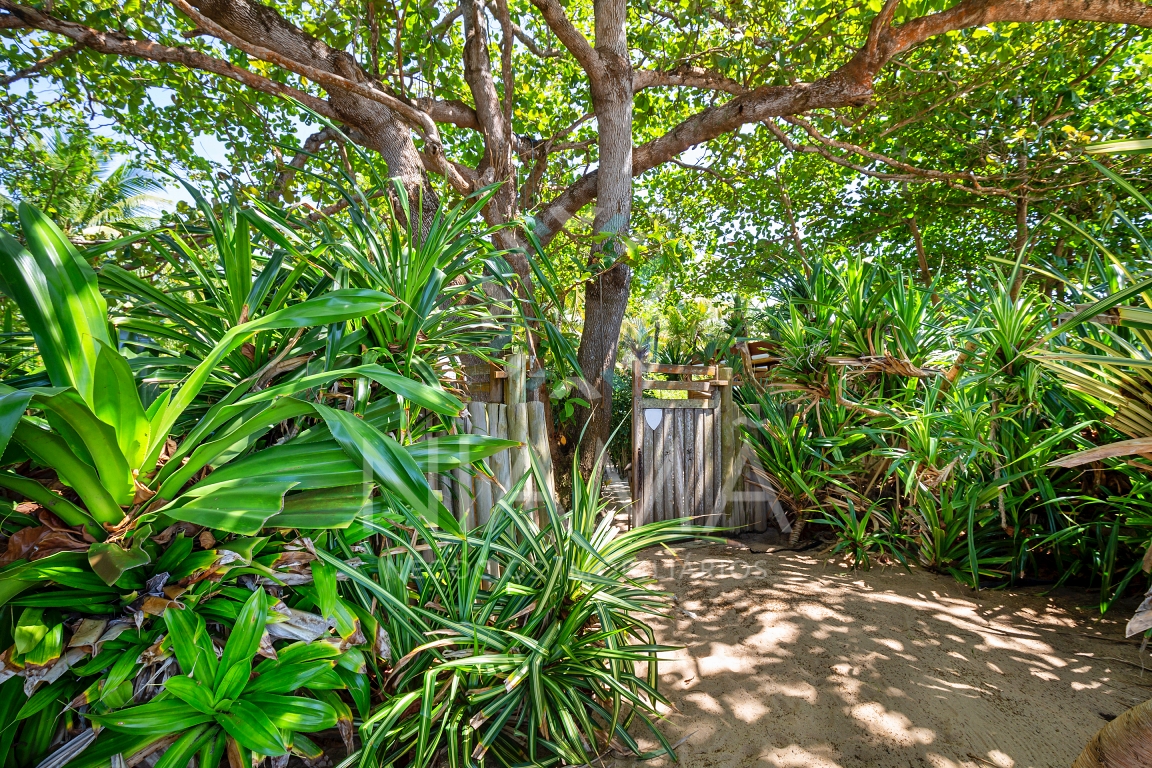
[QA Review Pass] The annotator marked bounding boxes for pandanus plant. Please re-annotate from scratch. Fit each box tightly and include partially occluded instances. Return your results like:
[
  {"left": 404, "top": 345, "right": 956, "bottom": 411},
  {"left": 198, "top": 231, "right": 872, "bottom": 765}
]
[{"left": 0, "top": 203, "right": 512, "bottom": 603}]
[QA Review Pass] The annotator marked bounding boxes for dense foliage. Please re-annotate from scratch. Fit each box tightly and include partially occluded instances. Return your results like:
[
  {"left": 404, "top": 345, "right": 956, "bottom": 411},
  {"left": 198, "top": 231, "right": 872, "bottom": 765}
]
[
  {"left": 702, "top": 171, "right": 1152, "bottom": 611},
  {"left": 0, "top": 178, "right": 694, "bottom": 768}
]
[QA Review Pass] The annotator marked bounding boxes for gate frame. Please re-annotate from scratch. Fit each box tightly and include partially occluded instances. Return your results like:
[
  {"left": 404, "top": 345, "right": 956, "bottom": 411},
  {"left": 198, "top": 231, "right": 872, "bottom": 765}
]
[{"left": 631, "top": 360, "right": 736, "bottom": 528}]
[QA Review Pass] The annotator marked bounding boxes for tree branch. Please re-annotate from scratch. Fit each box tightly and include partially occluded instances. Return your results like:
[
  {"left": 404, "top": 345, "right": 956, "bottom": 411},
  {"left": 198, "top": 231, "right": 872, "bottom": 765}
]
[
  {"left": 535, "top": 0, "right": 1152, "bottom": 242},
  {"left": 414, "top": 96, "right": 480, "bottom": 130},
  {"left": 765, "top": 118, "right": 1013, "bottom": 196},
  {"left": 274, "top": 126, "right": 341, "bottom": 201},
  {"left": 0, "top": 42, "right": 79, "bottom": 86},
  {"left": 422, "top": 5, "right": 462, "bottom": 40},
  {"left": 669, "top": 158, "right": 739, "bottom": 188},
  {"left": 509, "top": 21, "right": 561, "bottom": 58},
  {"left": 633, "top": 66, "right": 747, "bottom": 94},
  {"left": 170, "top": 1, "right": 427, "bottom": 138},
  {"left": 526, "top": 0, "right": 597, "bottom": 73},
  {"left": 0, "top": 1, "right": 339, "bottom": 122},
  {"left": 173, "top": 0, "right": 468, "bottom": 191},
  {"left": 781, "top": 114, "right": 1005, "bottom": 187}
]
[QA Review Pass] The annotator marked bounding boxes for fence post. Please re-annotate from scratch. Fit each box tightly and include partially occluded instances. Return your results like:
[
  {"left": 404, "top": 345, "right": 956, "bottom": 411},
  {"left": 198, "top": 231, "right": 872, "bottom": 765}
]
[
  {"left": 719, "top": 366, "right": 736, "bottom": 526},
  {"left": 631, "top": 358, "right": 642, "bottom": 528}
]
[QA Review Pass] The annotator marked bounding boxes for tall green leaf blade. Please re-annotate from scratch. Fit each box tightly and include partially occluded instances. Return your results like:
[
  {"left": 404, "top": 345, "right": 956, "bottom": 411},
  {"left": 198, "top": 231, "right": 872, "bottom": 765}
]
[
  {"left": 162, "top": 479, "right": 297, "bottom": 536},
  {"left": 91, "top": 341, "right": 150, "bottom": 469},
  {"left": 268, "top": 484, "right": 370, "bottom": 529},
  {"left": 88, "top": 699, "right": 215, "bottom": 735},
  {"left": 215, "top": 588, "right": 269, "bottom": 692},
  {"left": 241, "top": 694, "right": 338, "bottom": 732},
  {"left": 314, "top": 404, "right": 461, "bottom": 537},
  {"left": 144, "top": 290, "right": 394, "bottom": 470},
  {"left": 215, "top": 700, "right": 288, "bottom": 756}
]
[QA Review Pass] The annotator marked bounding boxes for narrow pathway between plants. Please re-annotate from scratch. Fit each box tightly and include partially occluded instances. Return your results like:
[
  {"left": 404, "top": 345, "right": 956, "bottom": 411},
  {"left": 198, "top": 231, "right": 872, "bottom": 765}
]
[{"left": 615, "top": 540, "right": 1149, "bottom": 768}]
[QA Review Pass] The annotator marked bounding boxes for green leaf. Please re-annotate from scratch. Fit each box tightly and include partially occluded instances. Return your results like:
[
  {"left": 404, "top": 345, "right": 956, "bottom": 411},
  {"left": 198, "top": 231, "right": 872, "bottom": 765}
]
[
  {"left": 0, "top": 387, "right": 35, "bottom": 459},
  {"left": 310, "top": 561, "right": 339, "bottom": 624},
  {"left": 164, "top": 676, "right": 217, "bottom": 715},
  {"left": 215, "top": 588, "right": 268, "bottom": 693},
  {"left": 0, "top": 470, "right": 97, "bottom": 533},
  {"left": 13, "top": 420, "right": 122, "bottom": 524},
  {"left": 408, "top": 435, "right": 520, "bottom": 473},
  {"left": 247, "top": 661, "right": 338, "bottom": 695},
  {"left": 313, "top": 404, "right": 461, "bottom": 537},
  {"left": 200, "top": 441, "right": 361, "bottom": 491},
  {"left": 241, "top": 694, "right": 338, "bottom": 732},
  {"left": 143, "top": 289, "right": 394, "bottom": 470},
  {"left": 235, "top": 365, "right": 463, "bottom": 416},
  {"left": 14, "top": 607, "right": 47, "bottom": 654},
  {"left": 36, "top": 388, "right": 133, "bottom": 506},
  {"left": 215, "top": 699, "right": 289, "bottom": 756},
  {"left": 162, "top": 479, "right": 297, "bottom": 536},
  {"left": 164, "top": 604, "right": 218, "bottom": 685},
  {"left": 91, "top": 340, "right": 150, "bottom": 468},
  {"left": 88, "top": 698, "right": 215, "bottom": 735},
  {"left": 0, "top": 204, "right": 109, "bottom": 399},
  {"left": 88, "top": 538, "right": 151, "bottom": 586},
  {"left": 152, "top": 724, "right": 217, "bottom": 768},
  {"left": 268, "top": 484, "right": 371, "bottom": 529}
]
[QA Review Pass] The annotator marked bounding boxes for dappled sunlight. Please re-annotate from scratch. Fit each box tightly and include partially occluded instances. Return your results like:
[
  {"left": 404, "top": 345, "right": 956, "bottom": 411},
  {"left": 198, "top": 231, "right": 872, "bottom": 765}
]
[{"left": 616, "top": 543, "right": 1148, "bottom": 768}]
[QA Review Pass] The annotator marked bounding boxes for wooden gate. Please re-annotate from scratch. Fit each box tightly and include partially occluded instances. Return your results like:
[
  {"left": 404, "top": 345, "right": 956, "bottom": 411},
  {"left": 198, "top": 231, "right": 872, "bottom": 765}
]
[{"left": 630, "top": 361, "right": 728, "bottom": 527}]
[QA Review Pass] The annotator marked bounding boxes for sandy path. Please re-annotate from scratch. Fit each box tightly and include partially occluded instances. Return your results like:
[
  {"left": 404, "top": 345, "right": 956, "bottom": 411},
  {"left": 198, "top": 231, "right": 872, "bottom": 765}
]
[{"left": 615, "top": 540, "right": 1151, "bottom": 768}]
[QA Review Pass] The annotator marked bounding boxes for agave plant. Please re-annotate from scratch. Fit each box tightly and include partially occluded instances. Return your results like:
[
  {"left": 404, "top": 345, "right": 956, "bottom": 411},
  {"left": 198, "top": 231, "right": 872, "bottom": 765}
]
[{"left": 316, "top": 450, "right": 709, "bottom": 768}]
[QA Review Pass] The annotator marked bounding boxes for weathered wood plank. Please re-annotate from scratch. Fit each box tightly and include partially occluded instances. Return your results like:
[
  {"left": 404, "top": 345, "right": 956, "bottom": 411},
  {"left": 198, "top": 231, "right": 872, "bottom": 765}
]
[
  {"left": 642, "top": 380, "right": 720, "bottom": 392},
  {"left": 640, "top": 363, "right": 718, "bottom": 376},
  {"left": 662, "top": 408, "right": 674, "bottom": 521},
  {"left": 640, "top": 406, "right": 654, "bottom": 526},
  {"left": 693, "top": 409, "right": 704, "bottom": 519},
  {"left": 673, "top": 410, "right": 685, "bottom": 518},
  {"left": 640, "top": 395, "right": 720, "bottom": 410},
  {"left": 652, "top": 409, "right": 665, "bottom": 523},
  {"left": 487, "top": 403, "right": 510, "bottom": 507},
  {"left": 508, "top": 403, "right": 530, "bottom": 509},
  {"left": 700, "top": 412, "right": 709, "bottom": 525},
  {"left": 526, "top": 401, "right": 554, "bottom": 505},
  {"left": 650, "top": 409, "right": 662, "bottom": 523},
  {"left": 505, "top": 353, "right": 525, "bottom": 406},
  {"left": 719, "top": 367, "right": 735, "bottom": 525},
  {"left": 632, "top": 358, "right": 642, "bottom": 526},
  {"left": 712, "top": 407, "right": 722, "bottom": 527},
  {"left": 469, "top": 402, "right": 493, "bottom": 527}
]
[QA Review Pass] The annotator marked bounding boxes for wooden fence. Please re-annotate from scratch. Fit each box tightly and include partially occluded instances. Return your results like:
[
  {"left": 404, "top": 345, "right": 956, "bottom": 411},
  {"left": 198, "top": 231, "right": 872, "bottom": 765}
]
[{"left": 428, "top": 353, "right": 556, "bottom": 529}]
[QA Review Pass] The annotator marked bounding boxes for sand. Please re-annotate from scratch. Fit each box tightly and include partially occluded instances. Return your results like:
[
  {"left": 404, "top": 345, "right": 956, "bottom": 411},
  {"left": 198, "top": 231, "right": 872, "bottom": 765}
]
[{"left": 613, "top": 539, "right": 1152, "bottom": 768}]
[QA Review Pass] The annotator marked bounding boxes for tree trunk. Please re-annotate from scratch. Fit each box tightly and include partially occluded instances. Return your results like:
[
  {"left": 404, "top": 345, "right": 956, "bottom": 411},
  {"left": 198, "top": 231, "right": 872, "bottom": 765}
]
[
  {"left": 574, "top": 0, "right": 633, "bottom": 475},
  {"left": 1009, "top": 193, "right": 1029, "bottom": 301},
  {"left": 189, "top": 0, "right": 439, "bottom": 232}
]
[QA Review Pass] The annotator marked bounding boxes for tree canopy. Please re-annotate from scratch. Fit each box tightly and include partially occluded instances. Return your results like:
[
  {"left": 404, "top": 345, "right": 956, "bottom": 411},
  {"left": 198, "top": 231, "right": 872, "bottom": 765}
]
[{"left": 4, "top": 0, "right": 1152, "bottom": 456}]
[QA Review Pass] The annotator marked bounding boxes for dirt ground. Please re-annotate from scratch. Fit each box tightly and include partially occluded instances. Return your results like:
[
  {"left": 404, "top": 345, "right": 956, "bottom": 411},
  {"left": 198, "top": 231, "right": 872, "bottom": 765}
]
[{"left": 614, "top": 536, "right": 1151, "bottom": 768}]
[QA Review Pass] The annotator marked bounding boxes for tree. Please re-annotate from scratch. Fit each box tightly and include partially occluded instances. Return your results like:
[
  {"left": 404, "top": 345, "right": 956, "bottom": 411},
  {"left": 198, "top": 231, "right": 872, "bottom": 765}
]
[
  {"left": 4, "top": 0, "right": 1152, "bottom": 468},
  {"left": 0, "top": 125, "right": 165, "bottom": 239}
]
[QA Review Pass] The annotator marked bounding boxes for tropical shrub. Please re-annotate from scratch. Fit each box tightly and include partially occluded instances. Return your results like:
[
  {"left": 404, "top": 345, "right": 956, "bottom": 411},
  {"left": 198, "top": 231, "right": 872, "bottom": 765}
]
[
  {"left": 735, "top": 233, "right": 1152, "bottom": 603},
  {"left": 0, "top": 189, "right": 524, "bottom": 768},
  {"left": 327, "top": 454, "right": 702, "bottom": 767}
]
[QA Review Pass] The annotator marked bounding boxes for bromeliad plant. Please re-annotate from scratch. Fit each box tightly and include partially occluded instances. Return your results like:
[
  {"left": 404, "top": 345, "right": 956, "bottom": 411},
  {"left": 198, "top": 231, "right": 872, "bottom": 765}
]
[
  {"left": 0, "top": 202, "right": 468, "bottom": 596},
  {"left": 80, "top": 589, "right": 342, "bottom": 768},
  {"left": 0, "top": 197, "right": 535, "bottom": 729}
]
